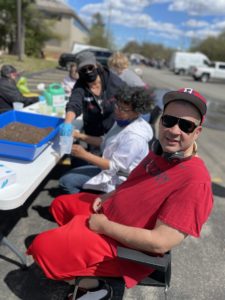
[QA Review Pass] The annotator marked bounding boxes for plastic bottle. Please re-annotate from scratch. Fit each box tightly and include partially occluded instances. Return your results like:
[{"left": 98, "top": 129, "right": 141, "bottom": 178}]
[
  {"left": 43, "top": 83, "right": 65, "bottom": 116},
  {"left": 59, "top": 123, "right": 74, "bottom": 155},
  {"left": 59, "top": 135, "right": 74, "bottom": 155},
  {"left": 38, "top": 95, "right": 46, "bottom": 114}
]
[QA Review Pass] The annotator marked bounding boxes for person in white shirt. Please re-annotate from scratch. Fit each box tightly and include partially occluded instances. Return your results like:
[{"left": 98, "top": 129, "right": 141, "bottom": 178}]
[
  {"left": 59, "top": 86, "right": 154, "bottom": 194},
  {"left": 61, "top": 63, "right": 79, "bottom": 97}
]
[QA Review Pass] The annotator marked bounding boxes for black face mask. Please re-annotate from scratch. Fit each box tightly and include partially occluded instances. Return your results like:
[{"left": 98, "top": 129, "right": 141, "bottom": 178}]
[{"left": 79, "top": 68, "right": 98, "bottom": 83}]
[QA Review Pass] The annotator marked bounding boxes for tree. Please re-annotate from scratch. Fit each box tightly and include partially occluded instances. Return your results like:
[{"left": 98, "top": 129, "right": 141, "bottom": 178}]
[
  {"left": 88, "top": 13, "right": 114, "bottom": 49},
  {"left": 122, "top": 41, "right": 141, "bottom": 54},
  {"left": 24, "top": 4, "right": 60, "bottom": 57},
  {"left": 190, "top": 33, "right": 225, "bottom": 61},
  {"left": 122, "top": 41, "right": 174, "bottom": 61},
  {"left": 0, "top": 0, "right": 59, "bottom": 57},
  {"left": 219, "top": 30, "right": 225, "bottom": 40},
  {"left": 0, "top": 0, "right": 18, "bottom": 53},
  {"left": 140, "top": 42, "right": 173, "bottom": 61}
]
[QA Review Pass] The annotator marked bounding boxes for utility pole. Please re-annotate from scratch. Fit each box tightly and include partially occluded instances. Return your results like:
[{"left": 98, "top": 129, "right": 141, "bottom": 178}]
[
  {"left": 106, "top": 1, "right": 112, "bottom": 45},
  {"left": 17, "top": 0, "right": 23, "bottom": 61}
]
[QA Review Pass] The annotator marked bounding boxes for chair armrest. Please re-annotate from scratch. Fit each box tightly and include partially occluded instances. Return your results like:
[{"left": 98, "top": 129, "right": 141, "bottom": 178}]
[
  {"left": 149, "top": 105, "right": 162, "bottom": 125},
  {"left": 117, "top": 246, "right": 171, "bottom": 272}
]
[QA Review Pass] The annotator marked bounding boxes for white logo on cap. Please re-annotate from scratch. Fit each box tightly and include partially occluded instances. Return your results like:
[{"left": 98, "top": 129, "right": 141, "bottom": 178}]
[{"left": 183, "top": 88, "right": 193, "bottom": 94}]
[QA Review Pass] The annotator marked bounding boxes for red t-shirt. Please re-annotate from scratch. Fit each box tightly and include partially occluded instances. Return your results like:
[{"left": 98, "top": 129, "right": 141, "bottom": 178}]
[{"left": 103, "top": 151, "right": 213, "bottom": 287}]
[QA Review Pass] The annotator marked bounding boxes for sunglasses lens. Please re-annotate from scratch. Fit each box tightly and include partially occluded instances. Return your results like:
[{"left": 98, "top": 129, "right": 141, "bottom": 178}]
[
  {"left": 179, "top": 119, "right": 196, "bottom": 133},
  {"left": 161, "top": 115, "right": 197, "bottom": 133},
  {"left": 161, "top": 115, "right": 177, "bottom": 128}
]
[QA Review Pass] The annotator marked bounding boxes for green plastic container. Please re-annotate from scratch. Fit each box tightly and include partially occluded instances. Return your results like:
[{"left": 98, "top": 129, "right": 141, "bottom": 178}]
[{"left": 43, "top": 83, "right": 65, "bottom": 108}]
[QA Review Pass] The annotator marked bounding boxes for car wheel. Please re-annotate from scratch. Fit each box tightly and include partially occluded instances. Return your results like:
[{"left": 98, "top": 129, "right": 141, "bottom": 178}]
[
  {"left": 193, "top": 75, "right": 200, "bottom": 81},
  {"left": 201, "top": 74, "right": 209, "bottom": 83}
]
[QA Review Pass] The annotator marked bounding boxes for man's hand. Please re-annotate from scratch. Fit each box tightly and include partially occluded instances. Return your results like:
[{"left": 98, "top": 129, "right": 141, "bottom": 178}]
[
  {"left": 71, "top": 144, "right": 88, "bottom": 158},
  {"left": 59, "top": 123, "right": 74, "bottom": 136},
  {"left": 92, "top": 197, "right": 102, "bottom": 213},
  {"left": 88, "top": 214, "right": 109, "bottom": 234}
]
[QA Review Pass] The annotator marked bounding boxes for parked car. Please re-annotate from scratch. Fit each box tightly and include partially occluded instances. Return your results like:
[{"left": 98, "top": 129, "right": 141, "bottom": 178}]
[
  {"left": 191, "top": 61, "right": 225, "bottom": 83},
  {"left": 58, "top": 48, "right": 113, "bottom": 70}
]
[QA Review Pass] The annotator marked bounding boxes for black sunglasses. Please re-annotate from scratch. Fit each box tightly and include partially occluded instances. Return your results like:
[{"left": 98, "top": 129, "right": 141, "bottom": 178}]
[
  {"left": 161, "top": 115, "right": 200, "bottom": 133},
  {"left": 80, "top": 65, "right": 95, "bottom": 73}
]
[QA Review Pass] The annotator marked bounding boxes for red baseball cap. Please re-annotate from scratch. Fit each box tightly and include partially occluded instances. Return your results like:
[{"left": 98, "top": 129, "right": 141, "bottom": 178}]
[{"left": 163, "top": 88, "right": 207, "bottom": 122}]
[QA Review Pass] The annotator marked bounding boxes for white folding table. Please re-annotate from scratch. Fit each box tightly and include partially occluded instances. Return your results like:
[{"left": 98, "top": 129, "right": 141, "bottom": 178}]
[
  {"left": 0, "top": 104, "right": 83, "bottom": 266},
  {"left": 0, "top": 141, "right": 61, "bottom": 210},
  {"left": 0, "top": 140, "right": 61, "bottom": 267}
]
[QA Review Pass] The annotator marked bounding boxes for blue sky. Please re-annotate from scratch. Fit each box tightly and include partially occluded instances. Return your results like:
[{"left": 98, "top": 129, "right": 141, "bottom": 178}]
[{"left": 64, "top": 0, "right": 225, "bottom": 50}]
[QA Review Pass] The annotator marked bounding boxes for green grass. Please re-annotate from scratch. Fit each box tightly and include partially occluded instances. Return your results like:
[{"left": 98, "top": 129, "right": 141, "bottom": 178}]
[{"left": 0, "top": 54, "right": 58, "bottom": 73}]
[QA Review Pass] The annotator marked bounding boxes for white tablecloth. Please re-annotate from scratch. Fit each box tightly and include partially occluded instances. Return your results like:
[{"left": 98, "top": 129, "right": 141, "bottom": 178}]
[{"left": 0, "top": 141, "right": 61, "bottom": 210}]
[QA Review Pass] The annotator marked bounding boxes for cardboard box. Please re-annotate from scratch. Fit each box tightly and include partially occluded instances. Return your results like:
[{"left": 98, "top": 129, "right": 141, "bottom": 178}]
[{"left": 0, "top": 163, "right": 16, "bottom": 189}]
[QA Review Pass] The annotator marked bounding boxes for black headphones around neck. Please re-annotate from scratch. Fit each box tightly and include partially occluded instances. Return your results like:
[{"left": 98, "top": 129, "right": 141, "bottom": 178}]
[{"left": 151, "top": 140, "right": 194, "bottom": 163}]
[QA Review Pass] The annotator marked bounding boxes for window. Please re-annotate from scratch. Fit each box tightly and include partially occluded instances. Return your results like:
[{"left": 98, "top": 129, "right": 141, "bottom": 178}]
[
  {"left": 209, "top": 62, "right": 215, "bottom": 67},
  {"left": 203, "top": 60, "right": 210, "bottom": 66},
  {"left": 218, "top": 64, "right": 225, "bottom": 70}
]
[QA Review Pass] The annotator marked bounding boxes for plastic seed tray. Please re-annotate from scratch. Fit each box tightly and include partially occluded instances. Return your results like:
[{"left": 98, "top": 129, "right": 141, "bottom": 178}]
[{"left": 0, "top": 110, "right": 64, "bottom": 161}]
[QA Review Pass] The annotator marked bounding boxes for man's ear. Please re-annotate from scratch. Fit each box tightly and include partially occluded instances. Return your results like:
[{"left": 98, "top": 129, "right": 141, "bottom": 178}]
[{"left": 194, "top": 126, "right": 202, "bottom": 140}]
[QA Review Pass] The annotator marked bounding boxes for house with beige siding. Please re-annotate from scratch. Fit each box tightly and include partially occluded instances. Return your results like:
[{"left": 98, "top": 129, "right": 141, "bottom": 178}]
[{"left": 36, "top": 0, "right": 90, "bottom": 58}]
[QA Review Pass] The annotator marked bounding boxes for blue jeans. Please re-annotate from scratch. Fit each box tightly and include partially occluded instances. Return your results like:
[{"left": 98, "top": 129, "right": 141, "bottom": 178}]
[{"left": 59, "top": 165, "right": 101, "bottom": 194}]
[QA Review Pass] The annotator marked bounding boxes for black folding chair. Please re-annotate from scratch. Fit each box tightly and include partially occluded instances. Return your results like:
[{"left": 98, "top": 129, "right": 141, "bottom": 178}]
[
  {"left": 72, "top": 247, "right": 171, "bottom": 300},
  {"left": 149, "top": 104, "right": 162, "bottom": 135}
]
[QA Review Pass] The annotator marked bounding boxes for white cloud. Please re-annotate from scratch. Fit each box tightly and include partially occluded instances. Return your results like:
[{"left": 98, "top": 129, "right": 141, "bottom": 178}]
[
  {"left": 184, "top": 19, "right": 209, "bottom": 28},
  {"left": 81, "top": 0, "right": 172, "bottom": 14},
  {"left": 80, "top": 0, "right": 146, "bottom": 14},
  {"left": 80, "top": 1, "right": 181, "bottom": 36},
  {"left": 169, "top": 0, "right": 225, "bottom": 16},
  {"left": 186, "top": 28, "right": 220, "bottom": 40},
  {"left": 148, "top": 30, "right": 179, "bottom": 41},
  {"left": 77, "top": 0, "right": 225, "bottom": 48},
  {"left": 212, "top": 20, "right": 225, "bottom": 30}
]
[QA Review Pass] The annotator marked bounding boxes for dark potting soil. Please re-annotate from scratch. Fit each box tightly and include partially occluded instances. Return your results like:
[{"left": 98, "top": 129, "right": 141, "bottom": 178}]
[{"left": 0, "top": 122, "right": 53, "bottom": 144}]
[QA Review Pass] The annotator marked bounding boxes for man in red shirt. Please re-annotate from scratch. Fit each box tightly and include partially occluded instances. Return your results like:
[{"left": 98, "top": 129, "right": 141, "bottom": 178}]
[{"left": 28, "top": 88, "right": 213, "bottom": 298}]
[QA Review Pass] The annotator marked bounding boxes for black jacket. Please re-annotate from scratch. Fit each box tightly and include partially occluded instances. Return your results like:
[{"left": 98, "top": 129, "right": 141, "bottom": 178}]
[
  {"left": 0, "top": 77, "right": 38, "bottom": 113},
  {"left": 66, "top": 66, "right": 126, "bottom": 136}
]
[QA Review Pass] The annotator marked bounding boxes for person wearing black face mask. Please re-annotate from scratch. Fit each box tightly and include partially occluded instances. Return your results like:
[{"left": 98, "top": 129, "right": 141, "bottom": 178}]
[
  {"left": 62, "top": 51, "right": 126, "bottom": 139},
  {"left": 78, "top": 64, "right": 98, "bottom": 83}
]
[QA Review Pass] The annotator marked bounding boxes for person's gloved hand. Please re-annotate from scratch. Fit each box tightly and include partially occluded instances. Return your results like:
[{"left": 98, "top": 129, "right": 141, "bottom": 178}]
[{"left": 59, "top": 123, "right": 74, "bottom": 136}]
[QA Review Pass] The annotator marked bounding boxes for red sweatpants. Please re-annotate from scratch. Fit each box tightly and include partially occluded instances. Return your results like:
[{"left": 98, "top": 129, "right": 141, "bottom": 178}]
[{"left": 27, "top": 193, "right": 122, "bottom": 281}]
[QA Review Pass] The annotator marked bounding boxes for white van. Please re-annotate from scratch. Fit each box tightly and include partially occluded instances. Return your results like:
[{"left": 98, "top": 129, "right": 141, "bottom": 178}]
[{"left": 169, "top": 51, "right": 210, "bottom": 75}]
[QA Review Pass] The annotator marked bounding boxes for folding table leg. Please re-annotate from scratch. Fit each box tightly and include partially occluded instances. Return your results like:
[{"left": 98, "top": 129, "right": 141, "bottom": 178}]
[{"left": 0, "top": 232, "right": 27, "bottom": 268}]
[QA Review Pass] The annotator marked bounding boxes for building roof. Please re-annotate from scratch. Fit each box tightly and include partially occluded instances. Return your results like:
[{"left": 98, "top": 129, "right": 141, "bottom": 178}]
[{"left": 36, "top": 0, "right": 89, "bottom": 32}]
